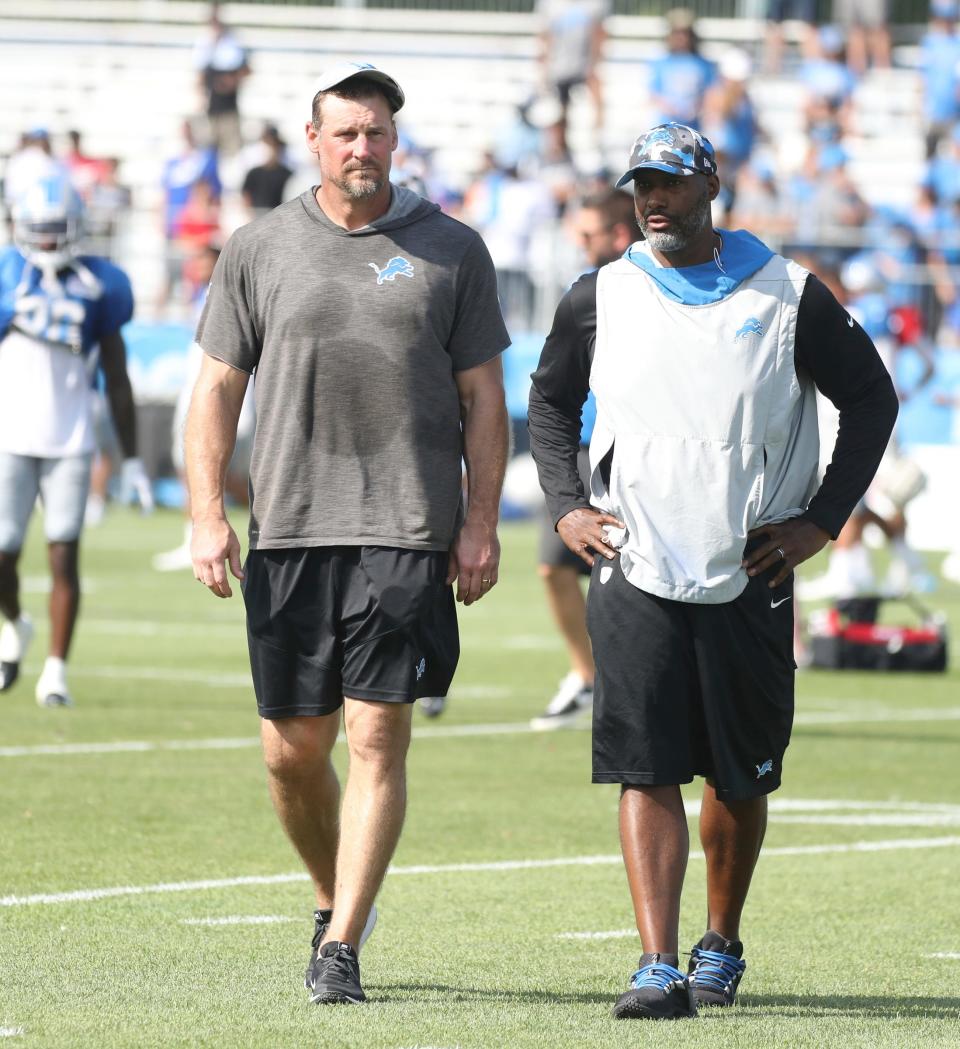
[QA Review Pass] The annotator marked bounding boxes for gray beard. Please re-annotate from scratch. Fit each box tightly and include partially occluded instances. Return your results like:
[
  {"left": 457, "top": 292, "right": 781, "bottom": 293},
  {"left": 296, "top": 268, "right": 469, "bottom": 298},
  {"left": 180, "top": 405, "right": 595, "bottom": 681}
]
[
  {"left": 328, "top": 170, "right": 385, "bottom": 200},
  {"left": 639, "top": 189, "right": 712, "bottom": 254}
]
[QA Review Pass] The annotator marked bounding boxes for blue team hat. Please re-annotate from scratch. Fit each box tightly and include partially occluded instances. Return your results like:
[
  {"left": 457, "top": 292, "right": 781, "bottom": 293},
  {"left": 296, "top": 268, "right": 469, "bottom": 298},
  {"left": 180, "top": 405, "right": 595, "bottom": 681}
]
[{"left": 615, "top": 122, "right": 718, "bottom": 187}]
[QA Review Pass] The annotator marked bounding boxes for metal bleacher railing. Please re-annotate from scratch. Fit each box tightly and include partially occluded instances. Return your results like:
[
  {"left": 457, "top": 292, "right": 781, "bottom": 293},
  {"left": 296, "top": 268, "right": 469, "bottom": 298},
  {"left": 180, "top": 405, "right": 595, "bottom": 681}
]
[{"left": 92, "top": 0, "right": 930, "bottom": 22}]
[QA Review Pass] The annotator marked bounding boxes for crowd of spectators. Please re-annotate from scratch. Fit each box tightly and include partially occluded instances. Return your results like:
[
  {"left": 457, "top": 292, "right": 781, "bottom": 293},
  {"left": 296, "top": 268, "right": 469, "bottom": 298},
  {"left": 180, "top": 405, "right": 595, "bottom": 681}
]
[{"left": 6, "top": 0, "right": 960, "bottom": 353}]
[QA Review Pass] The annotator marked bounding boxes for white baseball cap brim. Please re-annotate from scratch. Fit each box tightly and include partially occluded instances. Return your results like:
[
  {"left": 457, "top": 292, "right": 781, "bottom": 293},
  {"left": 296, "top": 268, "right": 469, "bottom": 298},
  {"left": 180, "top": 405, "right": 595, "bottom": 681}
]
[{"left": 310, "top": 61, "right": 405, "bottom": 115}]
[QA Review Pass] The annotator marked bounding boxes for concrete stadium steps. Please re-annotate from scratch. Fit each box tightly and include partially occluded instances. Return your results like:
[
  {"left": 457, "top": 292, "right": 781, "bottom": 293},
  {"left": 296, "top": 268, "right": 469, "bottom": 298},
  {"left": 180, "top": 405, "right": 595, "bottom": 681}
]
[{"left": 0, "top": 2, "right": 927, "bottom": 302}]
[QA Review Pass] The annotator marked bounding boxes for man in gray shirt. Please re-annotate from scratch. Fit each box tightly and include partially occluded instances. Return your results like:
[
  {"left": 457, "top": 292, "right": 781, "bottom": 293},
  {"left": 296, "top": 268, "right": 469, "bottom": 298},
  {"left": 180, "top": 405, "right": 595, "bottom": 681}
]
[{"left": 185, "top": 61, "right": 510, "bottom": 1005}]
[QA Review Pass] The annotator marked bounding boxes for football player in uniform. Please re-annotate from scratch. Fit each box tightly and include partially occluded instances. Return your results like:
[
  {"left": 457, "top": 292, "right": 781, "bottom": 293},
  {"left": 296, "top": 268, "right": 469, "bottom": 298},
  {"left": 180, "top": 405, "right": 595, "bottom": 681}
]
[{"left": 0, "top": 174, "right": 151, "bottom": 707}]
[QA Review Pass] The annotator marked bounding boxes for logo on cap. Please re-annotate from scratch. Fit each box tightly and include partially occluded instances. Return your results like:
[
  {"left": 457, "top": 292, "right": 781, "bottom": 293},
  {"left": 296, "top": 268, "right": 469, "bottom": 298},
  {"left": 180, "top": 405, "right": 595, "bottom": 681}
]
[{"left": 615, "top": 122, "right": 717, "bottom": 187}]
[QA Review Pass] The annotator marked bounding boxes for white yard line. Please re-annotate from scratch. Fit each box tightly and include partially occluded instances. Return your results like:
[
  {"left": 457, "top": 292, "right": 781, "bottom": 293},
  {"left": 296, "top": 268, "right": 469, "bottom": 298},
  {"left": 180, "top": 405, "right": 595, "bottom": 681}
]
[
  {"left": 0, "top": 720, "right": 577, "bottom": 758},
  {"left": 4, "top": 705, "right": 959, "bottom": 760},
  {"left": 3, "top": 836, "right": 959, "bottom": 909},
  {"left": 180, "top": 915, "right": 299, "bottom": 926},
  {"left": 0, "top": 1030, "right": 24, "bottom": 1039},
  {"left": 557, "top": 930, "right": 635, "bottom": 941},
  {"left": 925, "top": 952, "right": 960, "bottom": 959}
]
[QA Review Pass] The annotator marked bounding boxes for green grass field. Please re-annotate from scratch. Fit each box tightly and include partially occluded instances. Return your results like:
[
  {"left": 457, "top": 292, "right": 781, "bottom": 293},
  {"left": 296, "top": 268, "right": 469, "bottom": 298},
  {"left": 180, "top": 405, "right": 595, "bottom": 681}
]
[{"left": 1, "top": 510, "right": 959, "bottom": 1048}]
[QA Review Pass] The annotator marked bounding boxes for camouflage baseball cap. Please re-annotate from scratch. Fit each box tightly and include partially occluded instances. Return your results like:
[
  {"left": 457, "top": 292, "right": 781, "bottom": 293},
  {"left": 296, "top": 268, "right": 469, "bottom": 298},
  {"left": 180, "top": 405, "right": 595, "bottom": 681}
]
[{"left": 615, "top": 122, "right": 717, "bottom": 187}]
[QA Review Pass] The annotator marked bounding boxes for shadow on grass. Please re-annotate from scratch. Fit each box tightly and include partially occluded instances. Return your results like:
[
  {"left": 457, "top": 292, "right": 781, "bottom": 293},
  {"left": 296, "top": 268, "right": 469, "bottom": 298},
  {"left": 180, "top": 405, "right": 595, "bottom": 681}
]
[
  {"left": 371, "top": 986, "right": 960, "bottom": 1019},
  {"left": 371, "top": 982, "right": 610, "bottom": 1006},
  {"left": 739, "top": 994, "right": 960, "bottom": 1019}
]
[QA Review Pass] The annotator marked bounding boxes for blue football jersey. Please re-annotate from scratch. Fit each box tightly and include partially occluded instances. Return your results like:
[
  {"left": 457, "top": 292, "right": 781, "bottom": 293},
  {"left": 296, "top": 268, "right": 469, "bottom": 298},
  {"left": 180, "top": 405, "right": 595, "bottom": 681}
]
[{"left": 0, "top": 246, "right": 134, "bottom": 359}]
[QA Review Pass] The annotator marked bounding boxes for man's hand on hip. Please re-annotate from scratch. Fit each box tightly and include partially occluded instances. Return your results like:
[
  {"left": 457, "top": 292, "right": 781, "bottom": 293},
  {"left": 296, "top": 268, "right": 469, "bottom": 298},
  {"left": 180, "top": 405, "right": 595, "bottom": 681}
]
[
  {"left": 557, "top": 507, "right": 626, "bottom": 568},
  {"left": 744, "top": 518, "right": 831, "bottom": 587},
  {"left": 191, "top": 515, "right": 244, "bottom": 599},
  {"left": 447, "top": 520, "right": 500, "bottom": 606}
]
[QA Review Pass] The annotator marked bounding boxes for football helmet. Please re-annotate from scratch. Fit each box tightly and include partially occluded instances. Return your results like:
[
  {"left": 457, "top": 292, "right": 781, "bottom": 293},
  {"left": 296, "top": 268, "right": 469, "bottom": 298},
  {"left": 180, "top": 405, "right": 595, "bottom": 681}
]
[{"left": 12, "top": 174, "right": 85, "bottom": 271}]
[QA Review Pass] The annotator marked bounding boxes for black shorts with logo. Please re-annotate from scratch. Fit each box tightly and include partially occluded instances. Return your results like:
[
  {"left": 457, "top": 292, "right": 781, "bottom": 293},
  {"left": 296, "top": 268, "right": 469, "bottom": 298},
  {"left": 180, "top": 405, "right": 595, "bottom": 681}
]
[
  {"left": 242, "top": 546, "right": 459, "bottom": 719},
  {"left": 587, "top": 545, "right": 795, "bottom": 801}
]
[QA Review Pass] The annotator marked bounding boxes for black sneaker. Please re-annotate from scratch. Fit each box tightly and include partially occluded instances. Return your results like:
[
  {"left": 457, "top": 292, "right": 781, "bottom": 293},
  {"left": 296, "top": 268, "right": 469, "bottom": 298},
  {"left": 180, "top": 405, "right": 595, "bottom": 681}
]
[
  {"left": 612, "top": 954, "right": 697, "bottom": 1020},
  {"left": 304, "top": 904, "right": 378, "bottom": 991},
  {"left": 687, "top": 930, "right": 746, "bottom": 1007},
  {"left": 310, "top": 941, "right": 365, "bottom": 1005},
  {"left": 304, "top": 908, "right": 332, "bottom": 990}
]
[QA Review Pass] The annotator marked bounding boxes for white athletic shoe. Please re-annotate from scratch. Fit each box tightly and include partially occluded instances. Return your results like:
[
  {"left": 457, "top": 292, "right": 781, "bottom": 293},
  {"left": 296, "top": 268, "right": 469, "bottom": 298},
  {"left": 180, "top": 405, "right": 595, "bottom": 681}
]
[
  {"left": 35, "top": 657, "right": 73, "bottom": 708},
  {"left": 797, "top": 547, "right": 876, "bottom": 601},
  {"left": 153, "top": 523, "right": 194, "bottom": 572},
  {"left": 942, "top": 552, "right": 960, "bottom": 586},
  {"left": 0, "top": 614, "right": 34, "bottom": 692},
  {"left": 417, "top": 696, "right": 447, "bottom": 718},
  {"left": 152, "top": 542, "right": 194, "bottom": 572},
  {"left": 530, "top": 671, "right": 593, "bottom": 731}
]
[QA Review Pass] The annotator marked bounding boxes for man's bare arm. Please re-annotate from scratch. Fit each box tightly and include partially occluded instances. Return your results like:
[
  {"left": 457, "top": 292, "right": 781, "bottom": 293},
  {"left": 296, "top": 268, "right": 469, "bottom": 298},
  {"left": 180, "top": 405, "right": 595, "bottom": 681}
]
[
  {"left": 184, "top": 352, "right": 250, "bottom": 598},
  {"left": 450, "top": 356, "right": 509, "bottom": 606}
]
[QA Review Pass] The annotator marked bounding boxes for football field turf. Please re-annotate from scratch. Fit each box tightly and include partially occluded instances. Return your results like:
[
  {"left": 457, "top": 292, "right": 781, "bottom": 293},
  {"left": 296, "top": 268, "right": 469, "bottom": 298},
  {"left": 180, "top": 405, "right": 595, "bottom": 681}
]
[{"left": 2, "top": 510, "right": 959, "bottom": 1048}]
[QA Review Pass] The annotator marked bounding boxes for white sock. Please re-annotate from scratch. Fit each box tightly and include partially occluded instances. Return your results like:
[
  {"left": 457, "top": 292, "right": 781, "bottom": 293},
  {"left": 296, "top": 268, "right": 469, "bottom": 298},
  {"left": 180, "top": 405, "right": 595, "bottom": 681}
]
[{"left": 41, "top": 656, "right": 67, "bottom": 689}]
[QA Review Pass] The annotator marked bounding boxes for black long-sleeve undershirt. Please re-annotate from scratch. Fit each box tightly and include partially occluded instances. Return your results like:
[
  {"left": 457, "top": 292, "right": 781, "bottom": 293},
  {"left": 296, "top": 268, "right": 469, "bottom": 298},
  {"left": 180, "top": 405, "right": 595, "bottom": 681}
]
[{"left": 527, "top": 270, "right": 899, "bottom": 540}]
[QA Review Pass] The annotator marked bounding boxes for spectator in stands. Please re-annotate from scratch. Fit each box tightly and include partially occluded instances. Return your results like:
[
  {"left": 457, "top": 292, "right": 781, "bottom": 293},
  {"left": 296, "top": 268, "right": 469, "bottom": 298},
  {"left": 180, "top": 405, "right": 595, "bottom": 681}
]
[
  {"left": 801, "top": 25, "right": 857, "bottom": 134},
  {"left": 834, "top": 0, "right": 891, "bottom": 75},
  {"left": 87, "top": 158, "right": 132, "bottom": 260},
  {"left": 241, "top": 125, "right": 294, "bottom": 218},
  {"left": 62, "top": 130, "right": 106, "bottom": 202},
  {"left": 764, "top": 0, "right": 819, "bottom": 74},
  {"left": 921, "top": 0, "right": 960, "bottom": 159},
  {"left": 702, "top": 49, "right": 758, "bottom": 217},
  {"left": 923, "top": 122, "right": 960, "bottom": 205},
  {"left": 160, "top": 120, "right": 221, "bottom": 310},
  {"left": 648, "top": 8, "right": 716, "bottom": 128},
  {"left": 536, "top": 0, "right": 609, "bottom": 155},
  {"left": 192, "top": 2, "right": 251, "bottom": 156},
  {"left": 2, "top": 128, "right": 65, "bottom": 213},
  {"left": 175, "top": 177, "right": 221, "bottom": 276},
  {"left": 465, "top": 160, "right": 555, "bottom": 332},
  {"left": 494, "top": 100, "right": 544, "bottom": 177},
  {"left": 730, "top": 154, "right": 794, "bottom": 238},
  {"left": 784, "top": 142, "right": 867, "bottom": 268}
]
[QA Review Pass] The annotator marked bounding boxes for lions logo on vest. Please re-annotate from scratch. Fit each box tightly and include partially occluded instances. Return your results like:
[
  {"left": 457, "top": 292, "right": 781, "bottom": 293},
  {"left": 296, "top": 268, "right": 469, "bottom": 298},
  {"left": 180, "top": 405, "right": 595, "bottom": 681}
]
[
  {"left": 369, "top": 256, "right": 415, "bottom": 285},
  {"left": 735, "top": 317, "right": 765, "bottom": 341}
]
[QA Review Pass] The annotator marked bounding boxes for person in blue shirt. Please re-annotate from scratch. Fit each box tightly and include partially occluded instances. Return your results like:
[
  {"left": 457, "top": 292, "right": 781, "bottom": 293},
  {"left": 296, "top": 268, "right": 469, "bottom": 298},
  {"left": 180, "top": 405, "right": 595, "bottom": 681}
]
[
  {"left": 921, "top": 0, "right": 960, "bottom": 157},
  {"left": 648, "top": 9, "right": 716, "bottom": 127},
  {"left": 0, "top": 174, "right": 150, "bottom": 707}
]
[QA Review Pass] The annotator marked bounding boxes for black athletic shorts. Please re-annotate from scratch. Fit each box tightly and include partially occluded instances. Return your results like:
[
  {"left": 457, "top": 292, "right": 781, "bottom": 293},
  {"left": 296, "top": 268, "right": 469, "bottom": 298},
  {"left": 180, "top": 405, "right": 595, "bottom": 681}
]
[
  {"left": 242, "top": 546, "right": 459, "bottom": 719},
  {"left": 587, "top": 543, "right": 795, "bottom": 801},
  {"left": 538, "top": 446, "right": 592, "bottom": 575}
]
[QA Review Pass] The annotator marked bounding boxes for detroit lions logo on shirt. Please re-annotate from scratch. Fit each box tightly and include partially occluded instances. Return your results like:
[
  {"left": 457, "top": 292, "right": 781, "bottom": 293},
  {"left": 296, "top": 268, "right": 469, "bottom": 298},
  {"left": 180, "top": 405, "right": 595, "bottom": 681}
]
[
  {"left": 735, "top": 317, "right": 765, "bottom": 341},
  {"left": 368, "top": 257, "right": 414, "bottom": 285},
  {"left": 755, "top": 759, "right": 774, "bottom": 779}
]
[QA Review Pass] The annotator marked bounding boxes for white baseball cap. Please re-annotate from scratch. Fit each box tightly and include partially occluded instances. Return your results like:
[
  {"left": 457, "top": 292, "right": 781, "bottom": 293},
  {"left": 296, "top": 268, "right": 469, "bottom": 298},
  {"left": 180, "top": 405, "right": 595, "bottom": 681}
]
[{"left": 310, "top": 61, "right": 405, "bottom": 115}]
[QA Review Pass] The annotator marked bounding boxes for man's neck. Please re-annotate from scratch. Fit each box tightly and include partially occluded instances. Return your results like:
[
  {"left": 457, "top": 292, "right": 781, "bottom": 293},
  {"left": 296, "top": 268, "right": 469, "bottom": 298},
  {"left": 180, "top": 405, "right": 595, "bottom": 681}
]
[
  {"left": 649, "top": 228, "right": 720, "bottom": 269},
  {"left": 315, "top": 184, "right": 392, "bottom": 232}
]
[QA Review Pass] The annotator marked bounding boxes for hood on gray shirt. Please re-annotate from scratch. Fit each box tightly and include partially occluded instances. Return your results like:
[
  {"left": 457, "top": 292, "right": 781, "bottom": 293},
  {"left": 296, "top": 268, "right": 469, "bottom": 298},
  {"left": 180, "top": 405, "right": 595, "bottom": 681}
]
[{"left": 301, "top": 184, "right": 440, "bottom": 236}]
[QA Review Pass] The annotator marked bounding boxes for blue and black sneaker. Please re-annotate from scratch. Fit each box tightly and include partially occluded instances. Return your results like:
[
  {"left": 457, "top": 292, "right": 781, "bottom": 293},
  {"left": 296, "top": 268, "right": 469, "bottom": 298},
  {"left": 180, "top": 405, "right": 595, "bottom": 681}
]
[
  {"left": 687, "top": 930, "right": 746, "bottom": 1007},
  {"left": 612, "top": 953, "right": 697, "bottom": 1020}
]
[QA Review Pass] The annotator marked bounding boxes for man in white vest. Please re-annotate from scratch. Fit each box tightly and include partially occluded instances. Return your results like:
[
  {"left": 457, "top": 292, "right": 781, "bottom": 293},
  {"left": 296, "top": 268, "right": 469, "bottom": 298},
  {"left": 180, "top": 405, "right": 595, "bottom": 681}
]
[{"left": 528, "top": 122, "right": 898, "bottom": 1020}]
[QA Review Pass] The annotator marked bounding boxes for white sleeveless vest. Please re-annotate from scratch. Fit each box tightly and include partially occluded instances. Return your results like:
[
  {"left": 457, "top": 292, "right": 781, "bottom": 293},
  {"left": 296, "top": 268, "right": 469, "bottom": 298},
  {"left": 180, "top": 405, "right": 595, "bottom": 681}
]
[{"left": 589, "top": 252, "right": 820, "bottom": 604}]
